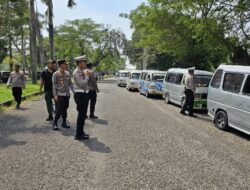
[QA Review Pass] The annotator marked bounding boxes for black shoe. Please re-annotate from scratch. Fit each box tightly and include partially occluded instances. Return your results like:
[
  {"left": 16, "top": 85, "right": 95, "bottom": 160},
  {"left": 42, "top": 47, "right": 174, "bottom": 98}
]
[
  {"left": 46, "top": 116, "right": 53, "bottom": 121},
  {"left": 53, "top": 124, "right": 59, "bottom": 131},
  {"left": 16, "top": 105, "right": 20, "bottom": 109},
  {"left": 83, "top": 133, "right": 89, "bottom": 138},
  {"left": 61, "top": 123, "right": 70, "bottom": 128},
  {"left": 89, "top": 115, "right": 98, "bottom": 119},
  {"left": 74, "top": 135, "right": 89, "bottom": 140},
  {"left": 180, "top": 110, "right": 187, "bottom": 115},
  {"left": 189, "top": 114, "right": 197, "bottom": 118}
]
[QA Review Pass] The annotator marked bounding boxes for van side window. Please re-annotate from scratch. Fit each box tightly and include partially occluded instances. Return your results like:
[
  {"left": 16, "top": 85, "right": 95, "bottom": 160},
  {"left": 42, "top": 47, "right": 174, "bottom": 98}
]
[
  {"left": 243, "top": 75, "right": 250, "bottom": 96},
  {"left": 166, "top": 73, "right": 176, "bottom": 83},
  {"left": 174, "top": 73, "right": 183, "bottom": 85},
  {"left": 223, "top": 73, "right": 245, "bottom": 93},
  {"left": 211, "top": 69, "right": 223, "bottom": 88},
  {"left": 143, "top": 73, "right": 147, "bottom": 80}
]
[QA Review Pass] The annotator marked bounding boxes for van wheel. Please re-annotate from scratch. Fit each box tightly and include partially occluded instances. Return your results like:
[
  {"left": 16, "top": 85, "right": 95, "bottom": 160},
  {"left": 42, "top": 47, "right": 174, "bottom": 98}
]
[
  {"left": 215, "top": 111, "right": 228, "bottom": 130},
  {"left": 165, "top": 93, "right": 170, "bottom": 104}
]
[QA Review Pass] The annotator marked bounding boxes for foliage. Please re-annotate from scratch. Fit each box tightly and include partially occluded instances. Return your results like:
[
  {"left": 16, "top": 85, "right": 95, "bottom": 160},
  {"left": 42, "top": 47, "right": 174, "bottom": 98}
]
[{"left": 124, "top": 0, "right": 250, "bottom": 70}]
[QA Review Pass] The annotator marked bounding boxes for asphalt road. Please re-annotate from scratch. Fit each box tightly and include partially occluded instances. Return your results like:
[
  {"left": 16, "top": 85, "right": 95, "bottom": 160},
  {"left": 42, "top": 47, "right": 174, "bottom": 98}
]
[{"left": 0, "top": 78, "right": 250, "bottom": 190}]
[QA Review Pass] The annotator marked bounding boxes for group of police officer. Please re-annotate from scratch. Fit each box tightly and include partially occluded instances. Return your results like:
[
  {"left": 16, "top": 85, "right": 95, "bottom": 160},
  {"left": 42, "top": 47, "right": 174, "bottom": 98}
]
[{"left": 40, "top": 56, "right": 99, "bottom": 140}]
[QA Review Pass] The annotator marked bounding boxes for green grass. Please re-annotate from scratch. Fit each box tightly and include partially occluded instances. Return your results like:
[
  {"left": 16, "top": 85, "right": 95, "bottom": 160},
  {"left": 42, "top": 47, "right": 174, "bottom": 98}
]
[{"left": 0, "top": 81, "right": 40, "bottom": 103}]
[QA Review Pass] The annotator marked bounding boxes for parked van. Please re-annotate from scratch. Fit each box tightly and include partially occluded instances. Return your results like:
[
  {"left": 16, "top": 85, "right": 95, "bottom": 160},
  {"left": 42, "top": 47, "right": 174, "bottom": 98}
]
[
  {"left": 126, "top": 70, "right": 142, "bottom": 91},
  {"left": 207, "top": 65, "right": 250, "bottom": 134},
  {"left": 163, "top": 68, "right": 213, "bottom": 109},
  {"left": 0, "top": 71, "right": 10, "bottom": 83},
  {"left": 139, "top": 70, "right": 166, "bottom": 98},
  {"left": 117, "top": 70, "right": 129, "bottom": 87}
]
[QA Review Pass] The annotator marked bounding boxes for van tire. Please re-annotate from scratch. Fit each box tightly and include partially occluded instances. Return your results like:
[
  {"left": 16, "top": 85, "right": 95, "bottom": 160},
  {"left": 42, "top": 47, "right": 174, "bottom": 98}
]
[
  {"left": 165, "top": 93, "right": 170, "bottom": 104},
  {"left": 215, "top": 111, "right": 229, "bottom": 130}
]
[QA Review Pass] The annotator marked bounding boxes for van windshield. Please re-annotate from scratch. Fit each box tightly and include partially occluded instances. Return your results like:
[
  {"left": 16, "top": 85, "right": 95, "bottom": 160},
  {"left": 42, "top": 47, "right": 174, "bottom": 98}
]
[
  {"left": 131, "top": 73, "right": 140, "bottom": 79},
  {"left": 194, "top": 75, "right": 212, "bottom": 87},
  {"left": 119, "top": 73, "right": 129, "bottom": 77},
  {"left": 152, "top": 74, "right": 165, "bottom": 82}
]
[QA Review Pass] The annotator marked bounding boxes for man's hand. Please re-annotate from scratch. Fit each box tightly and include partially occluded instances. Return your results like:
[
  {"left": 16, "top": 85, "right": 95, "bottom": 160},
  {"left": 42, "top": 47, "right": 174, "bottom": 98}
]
[
  {"left": 84, "top": 70, "right": 92, "bottom": 77},
  {"left": 54, "top": 96, "right": 58, "bottom": 102},
  {"left": 97, "top": 89, "right": 100, "bottom": 93},
  {"left": 7, "top": 85, "right": 10, "bottom": 89},
  {"left": 23, "top": 86, "right": 26, "bottom": 90}
]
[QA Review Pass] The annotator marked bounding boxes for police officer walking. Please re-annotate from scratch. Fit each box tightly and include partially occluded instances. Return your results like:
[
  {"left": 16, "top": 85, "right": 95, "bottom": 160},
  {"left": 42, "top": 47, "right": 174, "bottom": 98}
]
[
  {"left": 52, "top": 59, "right": 74, "bottom": 130},
  {"left": 87, "top": 63, "right": 99, "bottom": 119},
  {"left": 180, "top": 67, "right": 197, "bottom": 117},
  {"left": 7, "top": 64, "right": 26, "bottom": 109},
  {"left": 40, "top": 60, "right": 56, "bottom": 121},
  {"left": 73, "top": 56, "right": 91, "bottom": 140}
]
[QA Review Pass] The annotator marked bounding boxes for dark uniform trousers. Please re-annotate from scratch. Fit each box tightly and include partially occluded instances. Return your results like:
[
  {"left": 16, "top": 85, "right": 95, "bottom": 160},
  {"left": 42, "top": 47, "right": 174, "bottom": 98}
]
[
  {"left": 12, "top": 87, "right": 22, "bottom": 106},
  {"left": 74, "top": 92, "right": 89, "bottom": 137},
  {"left": 45, "top": 91, "right": 53, "bottom": 117},
  {"left": 88, "top": 90, "right": 97, "bottom": 116},
  {"left": 181, "top": 89, "right": 194, "bottom": 115},
  {"left": 54, "top": 96, "right": 70, "bottom": 124}
]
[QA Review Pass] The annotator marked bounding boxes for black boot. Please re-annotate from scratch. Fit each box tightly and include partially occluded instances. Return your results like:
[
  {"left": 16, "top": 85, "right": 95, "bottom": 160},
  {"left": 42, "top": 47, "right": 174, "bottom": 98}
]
[
  {"left": 89, "top": 114, "right": 98, "bottom": 119},
  {"left": 46, "top": 115, "right": 53, "bottom": 121},
  {"left": 61, "top": 119, "right": 70, "bottom": 128}
]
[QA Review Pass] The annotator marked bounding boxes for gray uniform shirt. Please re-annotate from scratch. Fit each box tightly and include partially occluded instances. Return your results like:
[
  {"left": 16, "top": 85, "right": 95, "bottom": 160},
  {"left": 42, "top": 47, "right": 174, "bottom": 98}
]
[
  {"left": 185, "top": 73, "right": 196, "bottom": 93},
  {"left": 7, "top": 71, "right": 26, "bottom": 88},
  {"left": 52, "top": 70, "right": 74, "bottom": 96},
  {"left": 73, "top": 67, "right": 89, "bottom": 93}
]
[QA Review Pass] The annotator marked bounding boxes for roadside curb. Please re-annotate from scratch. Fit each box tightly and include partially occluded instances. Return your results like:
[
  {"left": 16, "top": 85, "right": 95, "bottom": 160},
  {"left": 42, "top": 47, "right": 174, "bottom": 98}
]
[{"left": 0, "top": 92, "right": 42, "bottom": 107}]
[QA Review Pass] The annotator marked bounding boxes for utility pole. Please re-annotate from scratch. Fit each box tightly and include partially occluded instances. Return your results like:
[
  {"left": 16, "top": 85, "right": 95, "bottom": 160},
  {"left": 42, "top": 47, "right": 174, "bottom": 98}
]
[{"left": 7, "top": 0, "right": 13, "bottom": 72}]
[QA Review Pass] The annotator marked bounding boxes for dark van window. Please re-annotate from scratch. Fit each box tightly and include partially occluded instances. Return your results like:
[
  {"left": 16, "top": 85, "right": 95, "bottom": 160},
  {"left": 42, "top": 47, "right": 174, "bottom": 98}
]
[
  {"left": 174, "top": 73, "right": 183, "bottom": 85},
  {"left": 211, "top": 69, "right": 223, "bottom": 88},
  {"left": 166, "top": 73, "right": 176, "bottom": 83},
  {"left": 223, "top": 73, "right": 245, "bottom": 93},
  {"left": 243, "top": 75, "right": 250, "bottom": 96}
]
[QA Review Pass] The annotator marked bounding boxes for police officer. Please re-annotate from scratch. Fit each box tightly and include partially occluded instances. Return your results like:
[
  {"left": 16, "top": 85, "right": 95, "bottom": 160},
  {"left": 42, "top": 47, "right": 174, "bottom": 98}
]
[
  {"left": 40, "top": 60, "right": 56, "bottom": 121},
  {"left": 180, "top": 67, "right": 197, "bottom": 117},
  {"left": 52, "top": 59, "right": 74, "bottom": 130},
  {"left": 73, "top": 56, "right": 91, "bottom": 140},
  {"left": 87, "top": 63, "right": 99, "bottom": 119},
  {"left": 7, "top": 64, "right": 26, "bottom": 109}
]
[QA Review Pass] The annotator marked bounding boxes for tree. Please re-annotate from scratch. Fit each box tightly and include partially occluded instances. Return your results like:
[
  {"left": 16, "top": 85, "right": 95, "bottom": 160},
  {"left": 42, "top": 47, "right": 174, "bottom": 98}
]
[
  {"left": 124, "top": 0, "right": 250, "bottom": 70},
  {"left": 41, "top": 0, "right": 76, "bottom": 60},
  {"left": 29, "top": 0, "right": 37, "bottom": 83}
]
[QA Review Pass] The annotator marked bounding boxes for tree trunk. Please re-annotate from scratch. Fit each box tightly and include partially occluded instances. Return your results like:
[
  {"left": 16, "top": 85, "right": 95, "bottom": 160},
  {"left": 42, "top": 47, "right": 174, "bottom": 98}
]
[
  {"left": 48, "top": 0, "right": 54, "bottom": 60},
  {"left": 7, "top": 0, "right": 13, "bottom": 72},
  {"left": 21, "top": 24, "right": 26, "bottom": 74},
  {"left": 29, "top": 0, "right": 37, "bottom": 84}
]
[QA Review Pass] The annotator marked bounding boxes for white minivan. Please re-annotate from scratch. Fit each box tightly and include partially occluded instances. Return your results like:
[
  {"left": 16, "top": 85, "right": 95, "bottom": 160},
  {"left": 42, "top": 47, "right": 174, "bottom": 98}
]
[
  {"left": 163, "top": 68, "right": 213, "bottom": 109},
  {"left": 117, "top": 70, "right": 129, "bottom": 87},
  {"left": 126, "top": 70, "right": 142, "bottom": 91},
  {"left": 207, "top": 65, "right": 250, "bottom": 134}
]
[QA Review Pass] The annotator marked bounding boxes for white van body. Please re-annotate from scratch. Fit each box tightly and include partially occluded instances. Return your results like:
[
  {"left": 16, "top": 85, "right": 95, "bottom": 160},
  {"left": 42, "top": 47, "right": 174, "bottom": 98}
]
[
  {"left": 207, "top": 65, "right": 250, "bottom": 134},
  {"left": 117, "top": 70, "right": 129, "bottom": 87},
  {"left": 126, "top": 70, "right": 142, "bottom": 91},
  {"left": 163, "top": 68, "right": 213, "bottom": 109}
]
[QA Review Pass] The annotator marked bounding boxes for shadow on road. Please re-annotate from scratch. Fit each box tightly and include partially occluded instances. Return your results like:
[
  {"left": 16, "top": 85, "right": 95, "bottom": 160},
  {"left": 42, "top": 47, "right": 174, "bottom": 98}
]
[
  {"left": 83, "top": 137, "right": 111, "bottom": 153},
  {"left": 89, "top": 118, "right": 108, "bottom": 126},
  {"left": 0, "top": 114, "right": 51, "bottom": 149}
]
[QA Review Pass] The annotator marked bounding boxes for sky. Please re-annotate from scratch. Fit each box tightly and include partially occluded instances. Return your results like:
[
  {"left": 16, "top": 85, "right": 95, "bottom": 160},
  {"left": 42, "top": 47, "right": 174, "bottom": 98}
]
[{"left": 37, "top": 0, "right": 145, "bottom": 39}]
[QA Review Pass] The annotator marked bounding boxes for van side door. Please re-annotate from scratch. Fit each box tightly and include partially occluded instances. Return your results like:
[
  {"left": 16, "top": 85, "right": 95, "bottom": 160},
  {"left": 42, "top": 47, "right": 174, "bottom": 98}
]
[
  {"left": 172, "top": 73, "right": 184, "bottom": 104},
  {"left": 222, "top": 73, "right": 245, "bottom": 130}
]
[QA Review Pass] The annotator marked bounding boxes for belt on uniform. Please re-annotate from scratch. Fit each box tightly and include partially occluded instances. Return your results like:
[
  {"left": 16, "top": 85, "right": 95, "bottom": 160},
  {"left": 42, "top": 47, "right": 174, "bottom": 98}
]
[{"left": 75, "top": 90, "right": 89, "bottom": 93}]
